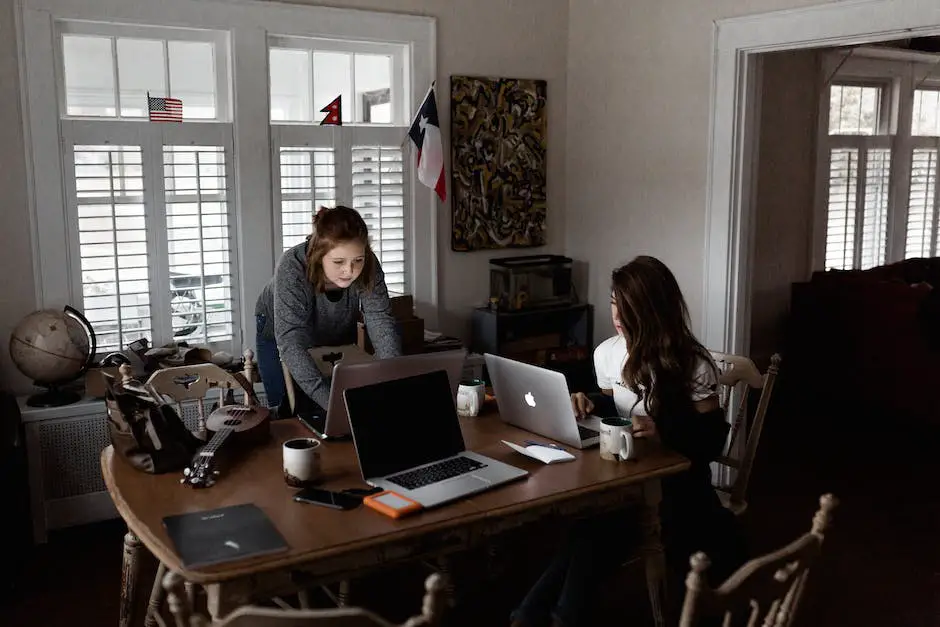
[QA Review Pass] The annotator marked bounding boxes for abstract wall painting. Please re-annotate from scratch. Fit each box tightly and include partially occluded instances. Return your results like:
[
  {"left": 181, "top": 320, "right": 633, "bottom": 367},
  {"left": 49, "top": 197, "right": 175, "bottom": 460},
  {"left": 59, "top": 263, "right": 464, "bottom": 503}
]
[{"left": 450, "top": 76, "right": 547, "bottom": 251}]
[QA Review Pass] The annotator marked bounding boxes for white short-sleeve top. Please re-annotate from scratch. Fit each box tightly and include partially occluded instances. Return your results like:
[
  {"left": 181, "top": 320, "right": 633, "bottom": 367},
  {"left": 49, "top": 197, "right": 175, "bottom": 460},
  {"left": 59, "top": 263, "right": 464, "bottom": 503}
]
[{"left": 593, "top": 335, "right": 719, "bottom": 417}]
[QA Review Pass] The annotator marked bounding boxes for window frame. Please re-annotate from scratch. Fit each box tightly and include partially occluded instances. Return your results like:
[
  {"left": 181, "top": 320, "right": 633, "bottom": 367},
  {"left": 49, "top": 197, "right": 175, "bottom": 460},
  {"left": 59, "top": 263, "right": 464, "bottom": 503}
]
[
  {"left": 267, "top": 35, "right": 409, "bottom": 126},
  {"left": 813, "top": 49, "right": 940, "bottom": 271},
  {"left": 18, "top": 0, "right": 438, "bottom": 357},
  {"left": 55, "top": 20, "right": 232, "bottom": 122}
]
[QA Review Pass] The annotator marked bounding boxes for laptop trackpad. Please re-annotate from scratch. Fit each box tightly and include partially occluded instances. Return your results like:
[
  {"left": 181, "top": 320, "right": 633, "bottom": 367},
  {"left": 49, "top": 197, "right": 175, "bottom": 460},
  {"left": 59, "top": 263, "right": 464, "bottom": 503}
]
[{"left": 447, "top": 474, "right": 491, "bottom": 491}]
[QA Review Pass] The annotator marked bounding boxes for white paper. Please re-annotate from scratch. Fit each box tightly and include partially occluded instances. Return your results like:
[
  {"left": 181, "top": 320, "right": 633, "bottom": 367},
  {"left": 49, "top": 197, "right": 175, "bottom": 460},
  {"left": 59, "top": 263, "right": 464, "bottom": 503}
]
[{"left": 501, "top": 440, "right": 575, "bottom": 464}]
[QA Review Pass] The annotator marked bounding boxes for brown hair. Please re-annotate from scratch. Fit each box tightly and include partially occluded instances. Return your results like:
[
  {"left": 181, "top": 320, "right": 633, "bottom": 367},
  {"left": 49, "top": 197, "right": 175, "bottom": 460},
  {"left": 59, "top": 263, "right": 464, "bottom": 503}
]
[
  {"left": 611, "top": 255, "right": 716, "bottom": 417},
  {"left": 305, "top": 206, "right": 376, "bottom": 293}
]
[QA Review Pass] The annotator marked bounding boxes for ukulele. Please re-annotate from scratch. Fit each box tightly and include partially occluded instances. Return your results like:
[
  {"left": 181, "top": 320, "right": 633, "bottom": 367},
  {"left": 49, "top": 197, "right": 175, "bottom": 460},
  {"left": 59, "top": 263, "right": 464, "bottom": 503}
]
[{"left": 180, "top": 404, "right": 271, "bottom": 488}]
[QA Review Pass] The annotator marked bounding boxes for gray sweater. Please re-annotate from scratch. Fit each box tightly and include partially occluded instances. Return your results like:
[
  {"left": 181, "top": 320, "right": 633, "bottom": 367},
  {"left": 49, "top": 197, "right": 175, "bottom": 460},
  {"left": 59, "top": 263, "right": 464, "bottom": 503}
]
[{"left": 255, "top": 241, "right": 401, "bottom": 408}]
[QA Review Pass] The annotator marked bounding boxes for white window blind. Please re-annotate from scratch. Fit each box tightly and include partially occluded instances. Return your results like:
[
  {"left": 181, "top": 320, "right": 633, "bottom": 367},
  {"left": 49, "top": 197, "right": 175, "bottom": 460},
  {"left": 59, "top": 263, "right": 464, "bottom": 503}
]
[
  {"left": 73, "top": 145, "right": 151, "bottom": 352},
  {"left": 905, "top": 147, "right": 939, "bottom": 258},
  {"left": 164, "top": 145, "right": 234, "bottom": 344},
  {"left": 825, "top": 148, "right": 859, "bottom": 270},
  {"left": 860, "top": 148, "right": 891, "bottom": 269},
  {"left": 824, "top": 145, "right": 892, "bottom": 270},
  {"left": 352, "top": 145, "right": 406, "bottom": 294},
  {"left": 278, "top": 147, "right": 336, "bottom": 251}
]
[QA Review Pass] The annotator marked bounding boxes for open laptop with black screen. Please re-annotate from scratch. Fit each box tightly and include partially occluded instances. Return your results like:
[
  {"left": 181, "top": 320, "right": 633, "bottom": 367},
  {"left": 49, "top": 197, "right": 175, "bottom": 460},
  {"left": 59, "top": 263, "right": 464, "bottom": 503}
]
[
  {"left": 302, "top": 349, "right": 468, "bottom": 440},
  {"left": 343, "top": 369, "right": 528, "bottom": 508}
]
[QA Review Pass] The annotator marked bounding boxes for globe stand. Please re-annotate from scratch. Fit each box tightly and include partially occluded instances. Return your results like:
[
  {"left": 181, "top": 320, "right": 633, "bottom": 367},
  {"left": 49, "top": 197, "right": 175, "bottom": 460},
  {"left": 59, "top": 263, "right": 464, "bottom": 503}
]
[{"left": 26, "top": 384, "right": 82, "bottom": 408}]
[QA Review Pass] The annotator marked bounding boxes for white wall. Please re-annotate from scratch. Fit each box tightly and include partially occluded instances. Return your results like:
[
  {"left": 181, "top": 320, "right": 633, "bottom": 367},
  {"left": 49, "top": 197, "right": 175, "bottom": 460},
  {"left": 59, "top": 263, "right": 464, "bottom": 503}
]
[
  {"left": 0, "top": 0, "right": 37, "bottom": 393},
  {"left": 750, "top": 49, "right": 819, "bottom": 368},
  {"left": 564, "top": 0, "right": 828, "bottom": 342},
  {"left": 0, "top": 0, "right": 569, "bottom": 393}
]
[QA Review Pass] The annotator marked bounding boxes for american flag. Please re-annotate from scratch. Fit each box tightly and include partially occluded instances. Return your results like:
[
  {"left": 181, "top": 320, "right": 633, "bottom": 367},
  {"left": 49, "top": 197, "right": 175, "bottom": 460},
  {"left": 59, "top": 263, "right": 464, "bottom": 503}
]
[{"left": 147, "top": 93, "right": 183, "bottom": 122}]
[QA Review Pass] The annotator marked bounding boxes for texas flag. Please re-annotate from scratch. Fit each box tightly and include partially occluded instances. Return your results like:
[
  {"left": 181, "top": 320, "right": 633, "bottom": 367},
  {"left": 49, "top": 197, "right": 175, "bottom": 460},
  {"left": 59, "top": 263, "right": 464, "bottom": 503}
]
[{"left": 408, "top": 85, "right": 446, "bottom": 202}]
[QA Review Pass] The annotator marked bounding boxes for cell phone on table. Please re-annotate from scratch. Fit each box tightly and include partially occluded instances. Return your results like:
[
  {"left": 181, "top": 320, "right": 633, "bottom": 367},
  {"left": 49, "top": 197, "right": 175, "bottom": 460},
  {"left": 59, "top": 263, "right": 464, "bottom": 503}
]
[{"left": 292, "top": 487, "right": 362, "bottom": 510}]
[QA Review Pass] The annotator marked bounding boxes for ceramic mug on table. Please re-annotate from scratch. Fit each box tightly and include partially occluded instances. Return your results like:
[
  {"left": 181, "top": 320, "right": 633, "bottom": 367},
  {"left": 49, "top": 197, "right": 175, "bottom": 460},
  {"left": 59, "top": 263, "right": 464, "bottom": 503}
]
[
  {"left": 283, "top": 437, "right": 322, "bottom": 486},
  {"left": 599, "top": 417, "right": 637, "bottom": 462},
  {"left": 456, "top": 379, "right": 486, "bottom": 417}
]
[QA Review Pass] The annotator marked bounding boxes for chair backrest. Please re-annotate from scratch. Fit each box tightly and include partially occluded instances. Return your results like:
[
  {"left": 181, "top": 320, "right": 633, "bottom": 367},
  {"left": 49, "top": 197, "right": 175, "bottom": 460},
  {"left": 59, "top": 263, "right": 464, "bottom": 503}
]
[
  {"left": 679, "top": 493, "right": 838, "bottom": 627},
  {"left": 709, "top": 351, "right": 782, "bottom": 509},
  {"left": 141, "top": 349, "right": 259, "bottom": 436},
  {"left": 163, "top": 569, "right": 447, "bottom": 627}
]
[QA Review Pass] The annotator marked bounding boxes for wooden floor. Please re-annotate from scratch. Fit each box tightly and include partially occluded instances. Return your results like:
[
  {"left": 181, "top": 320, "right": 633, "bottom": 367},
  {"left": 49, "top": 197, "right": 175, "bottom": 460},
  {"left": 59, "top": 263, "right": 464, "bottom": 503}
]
[{"left": 4, "top": 380, "right": 940, "bottom": 626}]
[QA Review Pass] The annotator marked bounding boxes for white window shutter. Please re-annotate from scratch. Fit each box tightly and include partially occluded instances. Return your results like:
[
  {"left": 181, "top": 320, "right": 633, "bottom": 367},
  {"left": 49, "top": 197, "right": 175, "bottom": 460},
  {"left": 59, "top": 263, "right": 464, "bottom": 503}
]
[
  {"left": 905, "top": 147, "right": 939, "bottom": 259},
  {"left": 70, "top": 144, "right": 152, "bottom": 352},
  {"left": 860, "top": 148, "right": 891, "bottom": 269},
  {"left": 825, "top": 147, "right": 859, "bottom": 270},
  {"left": 277, "top": 147, "right": 337, "bottom": 251},
  {"left": 162, "top": 145, "right": 235, "bottom": 344},
  {"left": 351, "top": 145, "right": 406, "bottom": 295}
]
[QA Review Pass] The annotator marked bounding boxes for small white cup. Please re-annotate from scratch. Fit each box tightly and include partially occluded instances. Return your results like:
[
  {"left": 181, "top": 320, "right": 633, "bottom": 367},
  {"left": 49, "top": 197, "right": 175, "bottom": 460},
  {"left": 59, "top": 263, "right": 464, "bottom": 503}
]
[
  {"left": 283, "top": 437, "right": 322, "bottom": 487},
  {"left": 456, "top": 379, "right": 486, "bottom": 417},
  {"left": 599, "top": 417, "right": 636, "bottom": 462}
]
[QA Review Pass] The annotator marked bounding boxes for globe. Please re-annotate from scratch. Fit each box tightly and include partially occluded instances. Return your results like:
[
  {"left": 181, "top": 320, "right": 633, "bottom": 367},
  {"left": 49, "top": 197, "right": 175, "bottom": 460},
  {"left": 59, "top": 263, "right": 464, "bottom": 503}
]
[{"left": 9, "top": 306, "right": 97, "bottom": 407}]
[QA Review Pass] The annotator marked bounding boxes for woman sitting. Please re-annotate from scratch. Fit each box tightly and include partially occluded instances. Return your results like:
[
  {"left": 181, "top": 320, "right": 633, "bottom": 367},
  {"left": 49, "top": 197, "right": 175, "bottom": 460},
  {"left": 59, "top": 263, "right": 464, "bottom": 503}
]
[
  {"left": 254, "top": 206, "right": 401, "bottom": 414},
  {"left": 511, "top": 255, "right": 747, "bottom": 627}
]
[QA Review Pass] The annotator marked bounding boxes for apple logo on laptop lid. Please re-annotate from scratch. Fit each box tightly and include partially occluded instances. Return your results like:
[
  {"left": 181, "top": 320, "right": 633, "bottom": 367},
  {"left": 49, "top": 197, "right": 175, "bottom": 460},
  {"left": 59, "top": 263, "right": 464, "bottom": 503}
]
[{"left": 524, "top": 392, "right": 536, "bottom": 407}]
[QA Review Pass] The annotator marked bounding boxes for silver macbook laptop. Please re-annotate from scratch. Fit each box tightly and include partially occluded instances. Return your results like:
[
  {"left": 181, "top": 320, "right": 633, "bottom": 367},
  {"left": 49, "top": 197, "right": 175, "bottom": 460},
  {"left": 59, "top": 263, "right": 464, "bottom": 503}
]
[
  {"left": 308, "top": 349, "right": 468, "bottom": 440},
  {"left": 484, "top": 353, "right": 602, "bottom": 449},
  {"left": 343, "top": 369, "right": 528, "bottom": 508}
]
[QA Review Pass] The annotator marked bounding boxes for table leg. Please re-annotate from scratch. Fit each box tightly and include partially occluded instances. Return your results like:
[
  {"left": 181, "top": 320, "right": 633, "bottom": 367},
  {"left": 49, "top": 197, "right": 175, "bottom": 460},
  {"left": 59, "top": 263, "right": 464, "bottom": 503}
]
[
  {"left": 337, "top": 580, "right": 351, "bottom": 607},
  {"left": 120, "top": 530, "right": 142, "bottom": 627},
  {"left": 641, "top": 478, "right": 667, "bottom": 627}
]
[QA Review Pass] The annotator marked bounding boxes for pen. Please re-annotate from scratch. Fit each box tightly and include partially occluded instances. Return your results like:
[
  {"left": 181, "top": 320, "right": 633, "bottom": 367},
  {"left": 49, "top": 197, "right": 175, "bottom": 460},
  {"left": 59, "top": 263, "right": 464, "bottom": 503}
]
[{"left": 525, "top": 439, "right": 566, "bottom": 451}]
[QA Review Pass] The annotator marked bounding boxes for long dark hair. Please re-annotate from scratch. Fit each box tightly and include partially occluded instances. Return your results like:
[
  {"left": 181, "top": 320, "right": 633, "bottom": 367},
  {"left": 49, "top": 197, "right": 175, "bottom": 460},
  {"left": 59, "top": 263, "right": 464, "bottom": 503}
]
[
  {"left": 305, "top": 206, "right": 376, "bottom": 293},
  {"left": 611, "top": 256, "right": 716, "bottom": 417}
]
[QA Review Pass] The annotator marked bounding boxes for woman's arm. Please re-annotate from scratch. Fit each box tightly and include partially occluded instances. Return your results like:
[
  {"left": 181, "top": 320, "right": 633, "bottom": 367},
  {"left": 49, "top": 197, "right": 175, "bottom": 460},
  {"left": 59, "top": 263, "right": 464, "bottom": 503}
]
[
  {"left": 273, "top": 253, "right": 331, "bottom": 409},
  {"left": 360, "top": 258, "right": 402, "bottom": 359},
  {"left": 655, "top": 400, "right": 728, "bottom": 466}
]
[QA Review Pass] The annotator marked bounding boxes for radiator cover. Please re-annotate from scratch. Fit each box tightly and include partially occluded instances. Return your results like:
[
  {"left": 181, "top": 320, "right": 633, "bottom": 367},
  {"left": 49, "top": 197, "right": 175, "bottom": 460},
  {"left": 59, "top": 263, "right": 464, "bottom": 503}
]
[{"left": 21, "top": 385, "right": 267, "bottom": 544}]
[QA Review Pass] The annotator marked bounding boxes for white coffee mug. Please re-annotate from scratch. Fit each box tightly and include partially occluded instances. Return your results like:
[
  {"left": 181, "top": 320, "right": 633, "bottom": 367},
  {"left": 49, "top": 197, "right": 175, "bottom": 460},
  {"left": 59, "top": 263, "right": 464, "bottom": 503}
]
[
  {"left": 283, "top": 437, "right": 322, "bottom": 487},
  {"left": 456, "top": 379, "right": 486, "bottom": 417},
  {"left": 599, "top": 417, "right": 636, "bottom": 462}
]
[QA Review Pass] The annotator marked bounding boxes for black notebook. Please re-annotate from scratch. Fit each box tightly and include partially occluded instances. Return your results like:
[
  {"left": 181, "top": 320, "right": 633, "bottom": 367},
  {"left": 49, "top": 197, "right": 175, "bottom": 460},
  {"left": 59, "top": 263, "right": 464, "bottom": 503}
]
[{"left": 163, "top": 503, "right": 288, "bottom": 568}]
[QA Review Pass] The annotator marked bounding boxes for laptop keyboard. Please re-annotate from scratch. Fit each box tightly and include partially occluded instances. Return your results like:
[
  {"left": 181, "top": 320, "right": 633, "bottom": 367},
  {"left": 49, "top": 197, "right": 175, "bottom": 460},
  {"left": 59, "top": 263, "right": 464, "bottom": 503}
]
[
  {"left": 578, "top": 424, "right": 599, "bottom": 440},
  {"left": 387, "top": 456, "right": 487, "bottom": 491}
]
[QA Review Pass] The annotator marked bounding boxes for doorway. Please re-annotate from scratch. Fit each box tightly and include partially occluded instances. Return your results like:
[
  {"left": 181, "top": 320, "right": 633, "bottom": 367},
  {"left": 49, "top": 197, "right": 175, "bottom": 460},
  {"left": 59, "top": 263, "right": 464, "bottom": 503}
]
[{"left": 702, "top": 1, "right": 940, "bottom": 359}]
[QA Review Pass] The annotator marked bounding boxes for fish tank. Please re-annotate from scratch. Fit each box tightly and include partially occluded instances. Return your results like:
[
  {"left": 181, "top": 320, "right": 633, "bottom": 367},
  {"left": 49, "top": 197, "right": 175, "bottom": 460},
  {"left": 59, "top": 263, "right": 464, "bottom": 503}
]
[{"left": 489, "top": 255, "right": 575, "bottom": 311}]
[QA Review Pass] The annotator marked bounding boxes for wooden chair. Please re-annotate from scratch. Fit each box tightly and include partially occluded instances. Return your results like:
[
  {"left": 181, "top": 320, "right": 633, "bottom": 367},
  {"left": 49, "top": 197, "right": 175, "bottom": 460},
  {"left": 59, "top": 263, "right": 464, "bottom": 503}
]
[
  {"left": 163, "top": 570, "right": 447, "bottom": 627},
  {"left": 679, "top": 493, "right": 838, "bottom": 627},
  {"left": 709, "top": 352, "right": 782, "bottom": 516},
  {"left": 129, "top": 350, "right": 260, "bottom": 627}
]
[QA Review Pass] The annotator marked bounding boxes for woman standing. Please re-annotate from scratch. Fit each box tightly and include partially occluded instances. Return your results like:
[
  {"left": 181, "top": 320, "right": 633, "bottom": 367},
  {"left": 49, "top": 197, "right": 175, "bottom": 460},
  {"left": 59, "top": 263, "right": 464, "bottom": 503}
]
[{"left": 254, "top": 206, "right": 401, "bottom": 412}]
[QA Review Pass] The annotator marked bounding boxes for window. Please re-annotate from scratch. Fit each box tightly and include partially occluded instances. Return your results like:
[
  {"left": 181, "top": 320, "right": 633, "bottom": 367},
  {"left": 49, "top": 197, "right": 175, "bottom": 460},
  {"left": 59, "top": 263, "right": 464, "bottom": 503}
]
[
  {"left": 816, "top": 54, "right": 940, "bottom": 272},
  {"left": 72, "top": 145, "right": 152, "bottom": 350},
  {"left": 821, "top": 82, "right": 892, "bottom": 270},
  {"left": 20, "top": 0, "right": 437, "bottom": 356},
  {"left": 269, "top": 36, "right": 411, "bottom": 294},
  {"left": 352, "top": 145, "right": 406, "bottom": 294},
  {"left": 56, "top": 23, "right": 236, "bottom": 353}
]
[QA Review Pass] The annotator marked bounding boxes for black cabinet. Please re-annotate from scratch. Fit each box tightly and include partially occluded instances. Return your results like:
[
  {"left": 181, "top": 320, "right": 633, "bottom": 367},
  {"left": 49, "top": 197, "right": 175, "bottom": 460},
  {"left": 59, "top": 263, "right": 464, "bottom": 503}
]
[{"left": 471, "top": 303, "right": 595, "bottom": 391}]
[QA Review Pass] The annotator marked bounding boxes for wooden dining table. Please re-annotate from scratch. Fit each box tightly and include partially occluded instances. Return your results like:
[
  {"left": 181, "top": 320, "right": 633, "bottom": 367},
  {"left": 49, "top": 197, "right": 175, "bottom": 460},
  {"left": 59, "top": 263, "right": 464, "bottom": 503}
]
[{"left": 101, "top": 409, "right": 690, "bottom": 626}]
